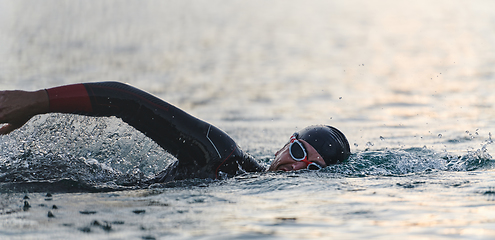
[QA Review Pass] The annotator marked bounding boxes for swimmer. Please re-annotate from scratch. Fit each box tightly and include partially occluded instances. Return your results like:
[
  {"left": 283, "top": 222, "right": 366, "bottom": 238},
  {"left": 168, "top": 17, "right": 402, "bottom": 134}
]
[{"left": 0, "top": 82, "right": 350, "bottom": 182}]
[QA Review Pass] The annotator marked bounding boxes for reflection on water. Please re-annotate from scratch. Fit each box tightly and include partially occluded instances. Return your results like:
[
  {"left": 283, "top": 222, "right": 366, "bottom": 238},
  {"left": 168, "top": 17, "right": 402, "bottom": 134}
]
[
  {"left": 2, "top": 171, "right": 495, "bottom": 239},
  {"left": 1, "top": 0, "right": 495, "bottom": 239}
]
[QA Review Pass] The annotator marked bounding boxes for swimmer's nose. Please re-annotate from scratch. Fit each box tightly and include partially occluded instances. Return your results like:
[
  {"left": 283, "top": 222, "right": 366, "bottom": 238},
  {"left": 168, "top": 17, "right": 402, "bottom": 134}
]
[{"left": 291, "top": 161, "right": 307, "bottom": 171}]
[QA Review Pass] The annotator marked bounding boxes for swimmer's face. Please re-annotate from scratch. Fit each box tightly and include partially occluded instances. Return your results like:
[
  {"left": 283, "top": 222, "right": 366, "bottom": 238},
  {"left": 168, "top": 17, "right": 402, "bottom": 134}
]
[{"left": 268, "top": 139, "right": 326, "bottom": 171}]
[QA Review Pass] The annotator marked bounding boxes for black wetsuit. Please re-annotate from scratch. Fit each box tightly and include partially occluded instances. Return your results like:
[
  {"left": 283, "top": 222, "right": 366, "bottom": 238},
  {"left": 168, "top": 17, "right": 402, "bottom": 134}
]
[{"left": 46, "top": 81, "right": 265, "bottom": 183}]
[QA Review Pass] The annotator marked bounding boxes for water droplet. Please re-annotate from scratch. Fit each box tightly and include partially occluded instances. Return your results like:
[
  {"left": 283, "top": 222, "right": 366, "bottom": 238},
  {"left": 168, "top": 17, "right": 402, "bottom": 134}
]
[
  {"left": 379, "top": 136, "right": 385, "bottom": 141},
  {"left": 339, "top": 97, "right": 342, "bottom": 99},
  {"left": 366, "top": 142, "right": 374, "bottom": 147},
  {"left": 438, "top": 134, "right": 442, "bottom": 138},
  {"left": 354, "top": 143, "right": 359, "bottom": 147}
]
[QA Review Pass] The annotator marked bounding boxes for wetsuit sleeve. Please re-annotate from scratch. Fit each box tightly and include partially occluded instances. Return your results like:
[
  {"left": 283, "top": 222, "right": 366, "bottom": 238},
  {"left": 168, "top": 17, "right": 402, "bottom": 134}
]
[{"left": 45, "top": 82, "right": 265, "bottom": 180}]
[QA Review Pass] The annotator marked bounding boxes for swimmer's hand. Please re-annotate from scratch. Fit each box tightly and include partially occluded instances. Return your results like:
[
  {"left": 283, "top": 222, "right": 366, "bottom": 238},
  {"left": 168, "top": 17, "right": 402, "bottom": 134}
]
[{"left": 0, "top": 89, "right": 49, "bottom": 135}]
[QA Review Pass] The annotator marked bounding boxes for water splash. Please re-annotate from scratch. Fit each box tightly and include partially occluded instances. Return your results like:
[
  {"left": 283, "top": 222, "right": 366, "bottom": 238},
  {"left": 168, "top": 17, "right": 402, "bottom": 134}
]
[
  {"left": 324, "top": 146, "right": 494, "bottom": 177},
  {"left": 1, "top": 115, "right": 495, "bottom": 192},
  {"left": 0, "top": 114, "right": 174, "bottom": 192}
]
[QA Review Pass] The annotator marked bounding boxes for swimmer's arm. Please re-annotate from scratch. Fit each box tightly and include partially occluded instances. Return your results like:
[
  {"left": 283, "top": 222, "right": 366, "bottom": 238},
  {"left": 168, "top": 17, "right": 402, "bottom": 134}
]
[
  {"left": 0, "top": 89, "right": 49, "bottom": 135},
  {"left": 0, "top": 83, "right": 240, "bottom": 173}
]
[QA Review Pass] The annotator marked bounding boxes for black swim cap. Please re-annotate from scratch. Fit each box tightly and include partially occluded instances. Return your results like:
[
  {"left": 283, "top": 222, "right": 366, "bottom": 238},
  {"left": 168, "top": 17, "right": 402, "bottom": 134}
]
[{"left": 295, "top": 125, "right": 351, "bottom": 165}]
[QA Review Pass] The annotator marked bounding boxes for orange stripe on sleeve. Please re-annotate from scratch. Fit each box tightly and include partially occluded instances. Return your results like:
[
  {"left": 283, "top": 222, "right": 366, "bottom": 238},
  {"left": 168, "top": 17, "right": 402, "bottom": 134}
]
[{"left": 46, "top": 84, "right": 93, "bottom": 113}]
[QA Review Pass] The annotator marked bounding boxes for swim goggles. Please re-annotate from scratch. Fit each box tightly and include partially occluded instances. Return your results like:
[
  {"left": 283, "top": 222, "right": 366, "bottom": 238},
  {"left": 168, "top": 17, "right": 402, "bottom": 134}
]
[{"left": 289, "top": 134, "right": 323, "bottom": 170}]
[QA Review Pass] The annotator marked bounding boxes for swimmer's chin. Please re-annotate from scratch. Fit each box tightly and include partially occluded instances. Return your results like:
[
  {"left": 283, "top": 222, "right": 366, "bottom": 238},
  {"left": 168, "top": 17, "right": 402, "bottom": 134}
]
[
  {"left": 268, "top": 168, "right": 301, "bottom": 173},
  {"left": 267, "top": 165, "right": 291, "bottom": 172},
  {"left": 267, "top": 161, "right": 285, "bottom": 171},
  {"left": 267, "top": 165, "right": 285, "bottom": 172},
  {"left": 266, "top": 167, "right": 282, "bottom": 172}
]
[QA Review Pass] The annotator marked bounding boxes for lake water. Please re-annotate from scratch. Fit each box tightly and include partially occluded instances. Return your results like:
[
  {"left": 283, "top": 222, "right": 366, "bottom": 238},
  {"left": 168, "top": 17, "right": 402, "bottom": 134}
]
[{"left": 1, "top": 0, "right": 495, "bottom": 239}]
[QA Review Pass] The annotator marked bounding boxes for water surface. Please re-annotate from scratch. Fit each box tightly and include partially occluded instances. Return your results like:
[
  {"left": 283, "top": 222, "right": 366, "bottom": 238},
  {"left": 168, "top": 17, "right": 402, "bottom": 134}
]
[{"left": 1, "top": 0, "right": 495, "bottom": 239}]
